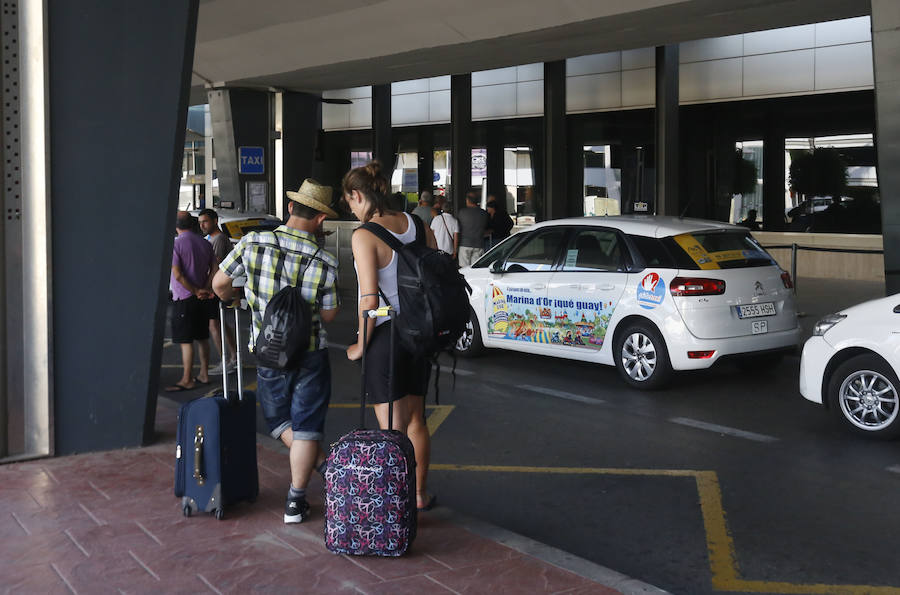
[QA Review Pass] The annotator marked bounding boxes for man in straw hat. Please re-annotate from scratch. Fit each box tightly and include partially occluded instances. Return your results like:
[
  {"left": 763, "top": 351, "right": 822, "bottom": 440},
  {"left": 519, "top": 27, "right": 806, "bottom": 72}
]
[{"left": 214, "top": 178, "right": 340, "bottom": 524}]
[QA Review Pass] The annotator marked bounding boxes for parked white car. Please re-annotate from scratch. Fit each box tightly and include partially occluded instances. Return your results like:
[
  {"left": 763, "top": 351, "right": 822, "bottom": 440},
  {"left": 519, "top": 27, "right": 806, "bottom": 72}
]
[
  {"left": 455, "top": 215, "right": 801, "bottom": 389},
  {"left": 800, "top": 294, "right": 900, "bottom": 438}
]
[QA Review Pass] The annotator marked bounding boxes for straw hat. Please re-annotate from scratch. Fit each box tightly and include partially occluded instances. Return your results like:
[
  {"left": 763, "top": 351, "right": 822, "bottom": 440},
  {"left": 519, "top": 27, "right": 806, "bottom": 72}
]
[{"left": 286, "top": 178, "right": 338, "bottom": 218}]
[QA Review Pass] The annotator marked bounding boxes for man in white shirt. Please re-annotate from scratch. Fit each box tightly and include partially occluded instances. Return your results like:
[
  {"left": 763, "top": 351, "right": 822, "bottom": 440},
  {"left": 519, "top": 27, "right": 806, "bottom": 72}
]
[{"left": 430, "top": 206, "right": 459, "bottom": 262}]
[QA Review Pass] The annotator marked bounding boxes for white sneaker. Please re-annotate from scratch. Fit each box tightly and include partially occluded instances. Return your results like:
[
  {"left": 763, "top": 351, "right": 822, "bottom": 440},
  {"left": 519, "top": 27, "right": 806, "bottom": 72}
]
[{"left": 209, "top": 359, "right": 236, "bottom": 375}]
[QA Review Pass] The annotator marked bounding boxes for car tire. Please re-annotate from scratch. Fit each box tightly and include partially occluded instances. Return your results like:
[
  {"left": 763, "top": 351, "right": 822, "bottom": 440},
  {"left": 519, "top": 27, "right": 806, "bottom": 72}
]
[
  {"left": 454, "top": 309, "right": 484, "bottom": 358},
  {"left": 614, "top": 321, "right": 672, "bottom": 390},
  {"left": 828, "top": 354, "right": 900, "bottom": 439}
]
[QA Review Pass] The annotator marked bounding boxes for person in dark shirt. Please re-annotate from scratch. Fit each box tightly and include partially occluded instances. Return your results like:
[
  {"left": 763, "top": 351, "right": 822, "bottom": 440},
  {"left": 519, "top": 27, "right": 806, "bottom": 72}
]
[{"left": 486, "top": 197, "right": 514, "bottom": 248}]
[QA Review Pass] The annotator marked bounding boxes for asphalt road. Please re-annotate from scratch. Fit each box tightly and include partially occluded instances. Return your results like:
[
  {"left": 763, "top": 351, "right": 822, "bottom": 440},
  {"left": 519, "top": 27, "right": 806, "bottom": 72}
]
[{"left": 158, "top": 278, "right": 900, "bottom": 593}]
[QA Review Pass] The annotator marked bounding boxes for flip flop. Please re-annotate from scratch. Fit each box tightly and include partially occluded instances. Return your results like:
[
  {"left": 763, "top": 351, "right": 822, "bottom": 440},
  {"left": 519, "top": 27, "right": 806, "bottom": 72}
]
[
  {"left": 164, "top": 383, "right": 195, "bottom": 392},
  {"left": 417, "top": 493, "right": 437, "bottom": 511},
  {"left": 193, "top": 377, "right": 211, "bottom": 385}
]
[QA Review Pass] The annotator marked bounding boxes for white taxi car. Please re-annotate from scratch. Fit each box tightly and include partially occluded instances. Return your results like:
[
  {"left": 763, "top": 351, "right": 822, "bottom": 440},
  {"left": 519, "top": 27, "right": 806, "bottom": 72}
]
[
  {"left": 800, "top": 295, "right": 900, "bottom": 438},
  {"left": 454, "top": 215, "right": 801, "bottom": 389}
]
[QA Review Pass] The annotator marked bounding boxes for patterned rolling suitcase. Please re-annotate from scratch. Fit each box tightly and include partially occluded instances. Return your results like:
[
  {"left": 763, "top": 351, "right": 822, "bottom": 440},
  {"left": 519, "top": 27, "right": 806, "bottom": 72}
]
[
  {"left": 324, "top": 306, "right": 417, "bottom": 556},
  {"left": 174, "top": 301, "right": 258, "bottom": 519}
]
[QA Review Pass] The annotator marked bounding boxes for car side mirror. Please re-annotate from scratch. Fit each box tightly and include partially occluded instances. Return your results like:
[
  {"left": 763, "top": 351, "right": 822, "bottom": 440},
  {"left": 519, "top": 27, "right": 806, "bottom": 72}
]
[
  {"left": 894, "top": 304, "right": 900, "bottom": 314},
  {"left": 490, "top": 261, "right": 505, "bottom": 275}
]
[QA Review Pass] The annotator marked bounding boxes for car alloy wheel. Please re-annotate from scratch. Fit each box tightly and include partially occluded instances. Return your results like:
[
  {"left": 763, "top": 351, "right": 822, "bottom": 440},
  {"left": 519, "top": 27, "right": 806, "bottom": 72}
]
[
  {"left": 838, "top": 369, "right": 899, "bottom": 433},
  {"left": 454, "top": 310, "right": 483, "bottom": 358},
  {"left": 622, "top": 332, "right": 658, "bottom": 382},
  {"left": 456, "top": 319, "right": 474, "bottom": 352}
]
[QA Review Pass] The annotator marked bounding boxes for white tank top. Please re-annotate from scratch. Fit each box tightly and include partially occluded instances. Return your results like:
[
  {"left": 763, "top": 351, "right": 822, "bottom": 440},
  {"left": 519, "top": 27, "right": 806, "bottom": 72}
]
[{"left": 357, "top": 212, "right": 418, "bottom": 326}]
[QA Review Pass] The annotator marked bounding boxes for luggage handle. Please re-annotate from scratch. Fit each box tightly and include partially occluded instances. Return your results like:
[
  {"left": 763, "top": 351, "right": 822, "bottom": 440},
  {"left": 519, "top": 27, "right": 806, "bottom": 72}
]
[
  {"left": 219, "top": 300, "right": 245, "bottom": 404},
  {"left": 360, "top": 306, "right": 396, "bottom": 431},
  {"left": 193, "top": 425, "right": 205, "bottom": 485}
]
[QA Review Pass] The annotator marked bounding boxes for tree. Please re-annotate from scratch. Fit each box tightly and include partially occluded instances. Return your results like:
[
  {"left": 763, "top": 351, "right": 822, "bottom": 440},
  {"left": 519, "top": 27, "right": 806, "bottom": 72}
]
[{"left": 789, "top": 148, "right": 848, "bottom": 200}]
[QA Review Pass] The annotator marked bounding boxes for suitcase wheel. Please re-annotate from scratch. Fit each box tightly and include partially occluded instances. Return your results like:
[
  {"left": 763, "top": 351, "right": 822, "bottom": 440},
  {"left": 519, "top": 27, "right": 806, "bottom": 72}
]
[
  {"left": 215, "top": 508, "right": 224, "bottom": 520},
  {"left": 183, "top": 505, "right": 192, "bottom": 518}
]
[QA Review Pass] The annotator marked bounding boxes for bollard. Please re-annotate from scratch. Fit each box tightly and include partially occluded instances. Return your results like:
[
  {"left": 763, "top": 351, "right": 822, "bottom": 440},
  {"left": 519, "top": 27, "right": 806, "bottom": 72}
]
[{"left": 791, "top": 243, "right": 798, "bottom": 296}]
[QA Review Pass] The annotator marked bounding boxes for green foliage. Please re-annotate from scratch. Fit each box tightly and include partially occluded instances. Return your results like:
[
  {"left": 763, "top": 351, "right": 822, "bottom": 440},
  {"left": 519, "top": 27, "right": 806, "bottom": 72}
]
[{"left": 788, "top": 148, "right": 848, "bottom": 199}]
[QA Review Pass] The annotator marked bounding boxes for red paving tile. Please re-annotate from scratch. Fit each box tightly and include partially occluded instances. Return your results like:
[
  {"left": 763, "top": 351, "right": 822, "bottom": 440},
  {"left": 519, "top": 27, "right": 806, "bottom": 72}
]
[
  {"left": 202, "top": 554, "right": 382, "bottom": 594},
  {"left": 426, "top": 556, "right": 595, "bottom": 594},
  {"left": 0, "top": 400, "right": 625, "bottom": 594},
  {"left": 358, "top": 574, "right": 458, "bottom": 594},
  {"left": 1, "top": 562, "right": 72, "bottom": 595}
]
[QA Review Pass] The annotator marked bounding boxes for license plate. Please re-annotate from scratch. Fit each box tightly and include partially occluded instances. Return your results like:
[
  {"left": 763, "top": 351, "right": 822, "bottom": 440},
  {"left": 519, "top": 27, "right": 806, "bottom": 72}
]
[
  {"left": 736, "top": 303, "right": 776, "bottom": 318},
  {"left": 751, "top": 320, "right": 768, "bottom": 334}
]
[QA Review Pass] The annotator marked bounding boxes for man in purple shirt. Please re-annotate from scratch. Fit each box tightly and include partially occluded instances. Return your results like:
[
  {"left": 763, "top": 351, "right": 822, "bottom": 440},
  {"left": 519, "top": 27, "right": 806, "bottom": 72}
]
[{"left": 167, "top": 211, "right": 217, "bottom": 391}]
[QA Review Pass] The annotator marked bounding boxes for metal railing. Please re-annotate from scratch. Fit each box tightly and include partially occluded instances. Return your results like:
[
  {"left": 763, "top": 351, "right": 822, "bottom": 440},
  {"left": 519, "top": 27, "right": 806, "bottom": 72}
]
[{"left": 762, "top": 243, "right": 885, "bottom": 295}]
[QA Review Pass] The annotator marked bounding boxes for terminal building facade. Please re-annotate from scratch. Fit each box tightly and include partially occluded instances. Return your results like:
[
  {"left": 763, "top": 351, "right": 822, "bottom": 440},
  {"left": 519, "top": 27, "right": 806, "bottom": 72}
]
[{"left": 2, "top": 0, "right": 898, "bottom": 457}]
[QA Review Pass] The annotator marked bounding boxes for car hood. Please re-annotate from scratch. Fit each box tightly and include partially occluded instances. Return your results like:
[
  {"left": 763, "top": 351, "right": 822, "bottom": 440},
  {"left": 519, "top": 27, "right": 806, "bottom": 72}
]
[{"left": 839, "top": 293, "right": 900, "bottom": 318}]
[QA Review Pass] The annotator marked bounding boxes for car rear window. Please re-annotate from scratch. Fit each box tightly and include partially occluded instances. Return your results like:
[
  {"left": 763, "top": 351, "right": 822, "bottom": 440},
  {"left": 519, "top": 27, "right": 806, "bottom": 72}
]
[
  {"left": 627, "top": 235, "right": 676, "bottom": 269},
  {"left": 222, "top": 219, "right": 278, "bottom": 240},
  {"left": 662, "top": 231, "right": 775, "bottom": 270}
]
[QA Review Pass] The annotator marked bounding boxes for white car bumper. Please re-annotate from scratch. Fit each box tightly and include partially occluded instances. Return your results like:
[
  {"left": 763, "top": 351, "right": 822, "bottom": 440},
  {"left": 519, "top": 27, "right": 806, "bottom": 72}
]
[
  {"left": 799, "top": 336, "right": 836, "bottom": 405},
  {"left": 667, "top": 325, "right": 802, "bottom": 370}
]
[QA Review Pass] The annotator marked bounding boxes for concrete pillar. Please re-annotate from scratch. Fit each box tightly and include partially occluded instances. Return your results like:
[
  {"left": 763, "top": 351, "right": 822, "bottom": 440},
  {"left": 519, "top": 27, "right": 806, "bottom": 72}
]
[
  {"left": 872, "top": 0, "right": 900, "bottom": 294},
  {"left": 209, "top": 89, "right": 271, "bottom": 212},
  {"left": 451, "top": 74, "right": 472, "bottom": 214},
  {"left": 762, "top": 124, "right": 786, "bottom": 231},
  {"left": 418, "top": 127, "right": 434, "bottom": 196},
  {"left": 281, "top": 92, "right": 322, "bottom": 214},
  {"left": 655, "top": 45, "right": 680, "bottom": 216},
  {"left": 372, "top": 84, "right": 392, "bottom": 179},
  {"left": 543, "top": 61, "right": 568, "bottom": 220},
  {"left": 48, "top": 0, "right": 199, "bottom": 453}
]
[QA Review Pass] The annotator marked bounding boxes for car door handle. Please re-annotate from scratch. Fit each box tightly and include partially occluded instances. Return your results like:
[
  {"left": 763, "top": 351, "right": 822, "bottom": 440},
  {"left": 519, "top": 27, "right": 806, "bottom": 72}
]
[
  {"left": 598, "top": 284, "right": 615, "bottom": 291},
  {"left": 532, "top": 284, "right": 547, "bottom": 290},
  {"left": 567, "top": 283, "right": 579, "bottom": 289}
]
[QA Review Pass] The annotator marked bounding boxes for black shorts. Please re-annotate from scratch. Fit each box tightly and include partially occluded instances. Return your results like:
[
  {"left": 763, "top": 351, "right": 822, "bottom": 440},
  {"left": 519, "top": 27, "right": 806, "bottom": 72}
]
[
  {"left": 171, "top": 296, "right": 210, "bottom": 343},
  {"left": 202, "top": 296, "right": 220, "bottom": 320},
  {"left": 364, "top": 322, "right": 431, "bottom": 404}
]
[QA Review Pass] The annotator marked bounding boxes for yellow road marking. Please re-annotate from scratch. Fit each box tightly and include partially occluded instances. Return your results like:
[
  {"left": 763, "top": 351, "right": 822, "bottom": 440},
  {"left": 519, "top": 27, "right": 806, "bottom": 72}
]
[
  {"left": 429, "top": 463, "right": 900, "bottom": 594},
  {"left": 328, "top": 404, "right": 455, "bottom": 436}
]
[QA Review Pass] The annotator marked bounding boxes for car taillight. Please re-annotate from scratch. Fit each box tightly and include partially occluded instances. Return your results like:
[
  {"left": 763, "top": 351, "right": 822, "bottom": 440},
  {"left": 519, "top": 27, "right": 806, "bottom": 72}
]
[
  {"left": 688, "top": 350, "right": 716, "bottom": 359},
  {"left": 669, "top": 277, "right": 726, "bottom": 296},
  {"left": 781, "top": 271, "right": 793, "bottom": 289}
]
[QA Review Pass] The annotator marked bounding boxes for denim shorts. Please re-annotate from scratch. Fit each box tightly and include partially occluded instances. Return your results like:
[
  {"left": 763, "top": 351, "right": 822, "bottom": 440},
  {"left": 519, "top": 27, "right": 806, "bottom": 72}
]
[{"left": 256, "top": 348, "right": 331, "bottom": 441}]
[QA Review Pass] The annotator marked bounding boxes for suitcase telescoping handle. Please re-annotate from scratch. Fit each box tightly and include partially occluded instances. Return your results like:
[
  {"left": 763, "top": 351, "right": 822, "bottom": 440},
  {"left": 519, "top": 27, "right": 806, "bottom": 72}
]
[
  {"left": 360, "top": 306, "right": 396, "bottom": 430},
  {"left": 218, "top": 300, "right": 245, "bottom": 405}
]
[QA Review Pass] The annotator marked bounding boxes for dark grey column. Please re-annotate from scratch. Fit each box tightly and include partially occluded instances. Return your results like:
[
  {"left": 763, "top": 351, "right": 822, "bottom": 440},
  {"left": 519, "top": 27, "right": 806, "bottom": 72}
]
[
  {"left": 451, "top": 74, "right": 472, "bottom": 214},
  {"left": 418, "top": 127, "right": 434, "bottom": 195},
  {"left": 872, "top": 0, "right": 900, "bottom": 294},
  {"left": 543, "top": 61, "right": 568, "bottom": 220},
  {"left": 655, "top": 45, "right": 680, "bottom": 216},
  {"left": 762, "top": 125, "right": 786, "bottom": 231},
  {"left": 486, "top": 122, "right": 504, "bottom": 203},
  {"left": 372, "top": 84, "right": 393, "bottom": 179},
  {"left": 49, "top": 0, "right": 199, "bottom": 453},
  {"left": 282, "top": 92, "right": 321, "bottom": 213}
]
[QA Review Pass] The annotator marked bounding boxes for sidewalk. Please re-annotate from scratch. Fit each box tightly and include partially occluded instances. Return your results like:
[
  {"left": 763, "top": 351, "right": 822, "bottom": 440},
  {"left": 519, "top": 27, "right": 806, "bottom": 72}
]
[{"left": 0, "top": 398, "right": 662, "bottom": 595}]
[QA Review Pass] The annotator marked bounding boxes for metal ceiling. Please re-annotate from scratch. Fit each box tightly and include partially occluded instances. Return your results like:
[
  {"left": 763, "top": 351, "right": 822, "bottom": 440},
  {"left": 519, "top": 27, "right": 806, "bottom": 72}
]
[{"left": 191, "top": 0, "right": 869, "bottom": 100}]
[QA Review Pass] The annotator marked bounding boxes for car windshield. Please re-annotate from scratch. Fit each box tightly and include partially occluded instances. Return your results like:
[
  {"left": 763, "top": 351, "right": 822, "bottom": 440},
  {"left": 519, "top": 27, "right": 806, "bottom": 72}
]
[
  {"left": 663, "top": 230, "right": 775, "bottom": 270},
  {"left": 471, "top": 234, "right": 524, "bottom": 268}
]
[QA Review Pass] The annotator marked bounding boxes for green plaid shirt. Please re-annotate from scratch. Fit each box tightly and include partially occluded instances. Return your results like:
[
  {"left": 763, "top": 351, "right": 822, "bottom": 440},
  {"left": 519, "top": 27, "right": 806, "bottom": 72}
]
[{"left": 220, "top": 225, "right": 338, "bottom": 351}]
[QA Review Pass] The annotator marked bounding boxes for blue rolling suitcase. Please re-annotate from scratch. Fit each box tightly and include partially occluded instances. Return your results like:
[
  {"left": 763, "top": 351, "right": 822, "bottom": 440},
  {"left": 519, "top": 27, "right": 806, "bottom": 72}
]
[{"left": 174, "top": 302, "right": 258, "bottom": 519}]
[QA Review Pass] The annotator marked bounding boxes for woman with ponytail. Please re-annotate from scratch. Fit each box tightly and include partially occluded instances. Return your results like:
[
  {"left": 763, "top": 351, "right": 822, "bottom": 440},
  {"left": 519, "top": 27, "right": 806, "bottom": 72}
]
[{"left": 343, "top": 161, "right": 438, "bottom": 512}]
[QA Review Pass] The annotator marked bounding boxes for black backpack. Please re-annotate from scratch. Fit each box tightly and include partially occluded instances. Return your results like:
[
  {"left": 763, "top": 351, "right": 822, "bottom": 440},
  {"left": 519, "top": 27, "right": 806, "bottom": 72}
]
[
  {"left": 254, "top": 232, "right": 322, "bottom": 370},
  {"left": 360, "top": 216, "right": 471, "bottom": 358}
]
